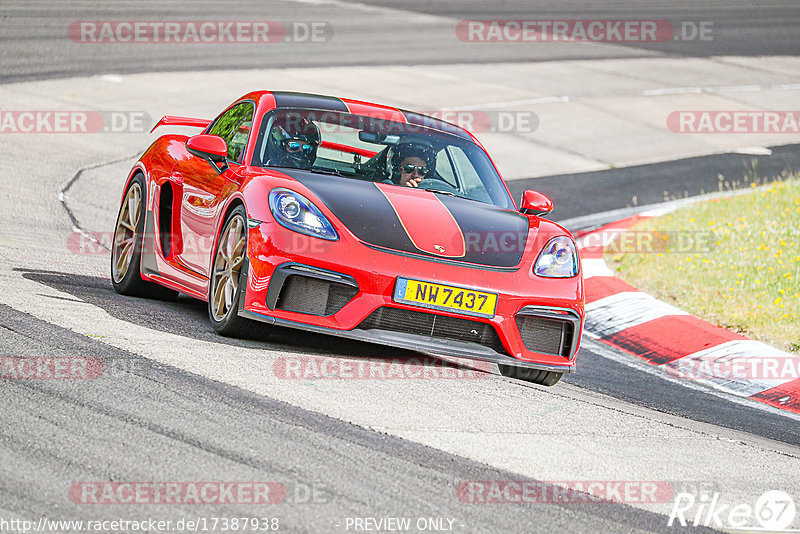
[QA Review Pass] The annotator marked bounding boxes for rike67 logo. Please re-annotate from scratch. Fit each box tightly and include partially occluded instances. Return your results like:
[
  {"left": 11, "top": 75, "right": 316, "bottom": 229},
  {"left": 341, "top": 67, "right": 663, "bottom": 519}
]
[{"left": 669, "top": 490, "right": 796, "bottom": 531}]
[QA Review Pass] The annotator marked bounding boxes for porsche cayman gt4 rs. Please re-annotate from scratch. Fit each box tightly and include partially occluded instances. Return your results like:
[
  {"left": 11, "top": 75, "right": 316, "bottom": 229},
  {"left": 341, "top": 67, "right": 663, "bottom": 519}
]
[{"left": 111, "top": 91, "right": 584, "bottom": 386}]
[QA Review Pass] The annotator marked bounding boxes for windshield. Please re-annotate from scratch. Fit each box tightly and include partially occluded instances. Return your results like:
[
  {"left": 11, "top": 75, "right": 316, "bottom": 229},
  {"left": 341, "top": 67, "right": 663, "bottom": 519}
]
[{"left": 252, "top": 109, "right": 514, "bottom": 210}]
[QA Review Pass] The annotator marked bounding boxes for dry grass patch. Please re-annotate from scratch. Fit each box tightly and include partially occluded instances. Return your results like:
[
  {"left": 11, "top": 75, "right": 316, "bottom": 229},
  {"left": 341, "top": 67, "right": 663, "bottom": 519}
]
[{"left": 607, "top": 178, "right": 800, "bottom": 353}]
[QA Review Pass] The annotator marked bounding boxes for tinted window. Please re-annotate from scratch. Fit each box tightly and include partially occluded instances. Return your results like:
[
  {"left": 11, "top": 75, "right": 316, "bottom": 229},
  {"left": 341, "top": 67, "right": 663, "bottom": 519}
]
[
  {"left": 434, "top": 149, "right": 457, "bottom": 187},
  {"left": 252, "top": 109, "right": 514, "bottom": 210},
  {"left": 208, "top": 102, "right": 254, "bottom": 163}
]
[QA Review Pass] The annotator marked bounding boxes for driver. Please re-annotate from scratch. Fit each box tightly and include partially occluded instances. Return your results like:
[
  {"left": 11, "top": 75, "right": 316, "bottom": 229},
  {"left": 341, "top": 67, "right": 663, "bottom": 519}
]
[
  {"left": 265, "top": 115, "right": 320, "bottom": 170},
  {"left": 389, "top": 141, "right": 436, "bottom": 188}
]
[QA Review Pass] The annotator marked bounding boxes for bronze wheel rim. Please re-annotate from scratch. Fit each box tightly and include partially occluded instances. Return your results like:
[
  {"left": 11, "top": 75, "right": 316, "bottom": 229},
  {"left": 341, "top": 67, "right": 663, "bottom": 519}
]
[
  {"left": 210, "top": 215, "right": 245, "bottom": 322},
  {"left": 112, "top": 182, "right": 142, "bottom": 284}
]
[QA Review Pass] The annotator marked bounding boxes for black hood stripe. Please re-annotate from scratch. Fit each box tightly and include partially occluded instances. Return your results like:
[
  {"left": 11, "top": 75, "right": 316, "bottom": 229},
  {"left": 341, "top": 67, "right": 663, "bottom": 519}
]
[
  {"left": 284, "top": 171, "right": 416, "bottom": 251},
  {"left": 271, "top": 92, "right": 349, "bottom": 112},
  {"left": 437, "top": 194, "right": 529, "bottom": 267},
  {"left": 276, "top": 169, "right": 528, "bottom": 268},
  {"left": 376, "top": 183, "right": 466, "bottom": 258}
]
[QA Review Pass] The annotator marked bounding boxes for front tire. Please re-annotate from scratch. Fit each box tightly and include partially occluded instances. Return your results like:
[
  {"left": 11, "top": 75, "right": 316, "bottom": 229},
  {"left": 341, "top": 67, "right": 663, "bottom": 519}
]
[
  {"left": 499, "top": 364, "right": 563, "bottom": 386},
  {"left": 208, "top": 205, "right": 261, "bottom": 338},
  {"left": 111, "top": 174, "right": 179, "bottom": 300}
]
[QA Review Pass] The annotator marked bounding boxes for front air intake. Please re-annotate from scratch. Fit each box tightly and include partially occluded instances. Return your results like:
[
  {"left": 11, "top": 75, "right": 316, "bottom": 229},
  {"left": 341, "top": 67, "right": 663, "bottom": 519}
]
[
  {"left": 275, "top": 275, "right": 358, "bottom": 316},
  {"left": 515, "top": 313, "right": 576, "bottom": 358},
  {"left": 358, "top": 307, "right": 507, "bottom": 354}
]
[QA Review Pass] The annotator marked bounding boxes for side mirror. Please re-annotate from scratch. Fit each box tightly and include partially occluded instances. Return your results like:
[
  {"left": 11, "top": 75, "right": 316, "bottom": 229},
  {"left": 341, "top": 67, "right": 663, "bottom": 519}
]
[
  {"left": 520, "top": 190, "right": 553, "bottom": 217},
  {"left": 186, "top": 134, "right": 228, "bottom": 174}
]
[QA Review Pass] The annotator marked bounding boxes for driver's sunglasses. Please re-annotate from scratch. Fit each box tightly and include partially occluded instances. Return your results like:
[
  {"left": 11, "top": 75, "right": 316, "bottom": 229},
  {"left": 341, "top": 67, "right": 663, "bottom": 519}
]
[
  {"left": 281, "top": 139, "right": 317, "bottom": 154},
  {"left": 401, "top": 164, "right": 428, "bottom": 175}
]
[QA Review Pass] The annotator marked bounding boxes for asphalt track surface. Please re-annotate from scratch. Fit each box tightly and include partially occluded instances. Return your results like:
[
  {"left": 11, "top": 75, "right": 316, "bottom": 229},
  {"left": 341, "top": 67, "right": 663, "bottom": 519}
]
[
  {"left": 3, "top": 302, "right": 695, "bottom": 533},
  {"left": 2, "top": 1, "right": 800, "bottom": 532},
  {"left": 508, "top": 142, "right": 800, "bottom": 222},
  {"left": 4, "top": 0, "right": 800, "bottom": 83}
]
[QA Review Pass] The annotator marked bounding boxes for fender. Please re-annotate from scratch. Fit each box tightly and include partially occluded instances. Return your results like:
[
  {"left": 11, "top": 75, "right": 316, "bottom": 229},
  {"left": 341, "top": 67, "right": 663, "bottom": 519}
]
[
  {"left": 121, "top": 134, "right": 186, "bottom": 199},
  {"left": 127, "top": 137, "right": 189, "bottom": 286},
  {"left": 121, "top": 162, "right": 148, "bottom": 204},
  {"left": 215, "top": 192, "right": 249, "bottom": 247}
]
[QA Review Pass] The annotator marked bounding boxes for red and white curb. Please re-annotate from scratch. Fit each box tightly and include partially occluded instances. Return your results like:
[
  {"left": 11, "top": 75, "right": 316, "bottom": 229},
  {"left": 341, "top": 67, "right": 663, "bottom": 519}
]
[{"left": 576, "top": 215, "right": 800, "bottom": 415}]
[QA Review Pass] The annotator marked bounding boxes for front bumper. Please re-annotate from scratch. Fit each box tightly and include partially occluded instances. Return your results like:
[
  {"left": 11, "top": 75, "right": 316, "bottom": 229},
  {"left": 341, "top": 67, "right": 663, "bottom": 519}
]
[{"left": 239, "top": 221, "right": 585, "bottom": 373}]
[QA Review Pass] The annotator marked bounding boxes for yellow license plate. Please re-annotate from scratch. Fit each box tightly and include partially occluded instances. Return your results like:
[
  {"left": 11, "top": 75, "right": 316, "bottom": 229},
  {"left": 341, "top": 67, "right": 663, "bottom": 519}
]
[{"left": 393, "top": 277, "right": 497, "bottom": 318}]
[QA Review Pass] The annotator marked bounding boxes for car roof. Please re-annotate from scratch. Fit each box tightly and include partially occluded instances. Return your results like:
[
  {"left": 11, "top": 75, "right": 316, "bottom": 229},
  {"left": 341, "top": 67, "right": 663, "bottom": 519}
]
[{"left": 240, "top": 90, "right": 475, "bottom": 142}]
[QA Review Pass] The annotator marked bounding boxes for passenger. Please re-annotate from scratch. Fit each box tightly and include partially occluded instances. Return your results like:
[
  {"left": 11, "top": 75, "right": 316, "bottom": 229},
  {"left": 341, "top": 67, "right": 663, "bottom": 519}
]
[{"left": 389, "top": 142, "right": 436, "bottom": 187}]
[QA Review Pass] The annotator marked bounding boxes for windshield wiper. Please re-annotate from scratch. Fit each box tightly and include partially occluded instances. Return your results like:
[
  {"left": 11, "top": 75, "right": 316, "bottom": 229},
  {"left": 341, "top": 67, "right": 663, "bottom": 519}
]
[
  {"left": 311, "top": 167, "right": 347, "bottom": 177},
  {"left": 264, "top": 164, "right": 347, "bottom": 176},
  {"left": 422, "top": 188, "right": 474, "bottom": 201}
]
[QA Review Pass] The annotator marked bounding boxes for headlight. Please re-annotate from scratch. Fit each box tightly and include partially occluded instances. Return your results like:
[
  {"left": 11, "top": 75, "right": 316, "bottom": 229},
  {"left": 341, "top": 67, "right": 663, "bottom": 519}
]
[
  {"left": 268, "top": 188, "right": 338, "bottom": 241},
  {"left": 533, "top": 236, "right": 579, "bottom": 278}
]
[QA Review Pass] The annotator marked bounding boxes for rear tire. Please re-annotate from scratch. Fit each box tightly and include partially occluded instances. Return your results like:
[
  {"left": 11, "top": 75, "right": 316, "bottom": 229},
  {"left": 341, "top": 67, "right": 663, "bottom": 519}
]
[
  {"left": 111, "top": 174, "right": 179, "bottom": 300},
  {"left": 499, "top": 364, "right": 563, "bottom": 386},
  {"left": 208, "top": 205, "right": 262, "bottom": 338}
]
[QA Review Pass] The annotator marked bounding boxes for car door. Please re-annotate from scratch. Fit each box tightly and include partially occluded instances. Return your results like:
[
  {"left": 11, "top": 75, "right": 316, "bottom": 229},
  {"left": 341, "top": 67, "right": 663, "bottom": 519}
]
[{"left": 174, "top": 101, "right": 255, "bottom": 277}]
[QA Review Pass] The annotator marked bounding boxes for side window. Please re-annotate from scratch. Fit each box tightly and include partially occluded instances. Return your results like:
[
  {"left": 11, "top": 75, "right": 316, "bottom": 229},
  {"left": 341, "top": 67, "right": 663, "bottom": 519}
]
[
  {"left": 208, "top": 102, "right": 255, "bottom": 163},
  {"left": 435, "top": 149, "right": 457, "bottom": 186},
  {"left": 448, "top": 146, "right": 492, "bottom": 203},
  {"left": 449, "top": 146, "right": 481, "bottom": 188}
]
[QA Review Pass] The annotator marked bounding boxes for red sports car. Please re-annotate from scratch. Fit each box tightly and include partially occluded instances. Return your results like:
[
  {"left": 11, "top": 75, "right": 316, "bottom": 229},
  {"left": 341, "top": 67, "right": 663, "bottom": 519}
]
[{"left": 111, "top": 91, "right": 584, "bottom": 385}]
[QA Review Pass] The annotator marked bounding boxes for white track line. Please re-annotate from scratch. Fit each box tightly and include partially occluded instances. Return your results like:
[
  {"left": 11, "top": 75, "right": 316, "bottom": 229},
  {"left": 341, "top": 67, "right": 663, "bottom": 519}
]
[
  {"left": 584, "top": 291, "right": 688, "bottom": 337},
  {"left": 643, "top": 83, "right": 800, "bottom": 96},
  {"left": 582, "top": 336, "right": 800, "bottom": 423},
  {"left": 664, "top": 340, "right": 800, "bottom": 397},
  {"left": 581, "top": 257, "right": 615, "bottom": 279}
]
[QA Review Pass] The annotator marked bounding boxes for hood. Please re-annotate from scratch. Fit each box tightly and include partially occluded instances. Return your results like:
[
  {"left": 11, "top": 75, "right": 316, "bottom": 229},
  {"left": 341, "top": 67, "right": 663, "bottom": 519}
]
[{"left": 278, "top": 169, "right": 530, "bottom": 268}]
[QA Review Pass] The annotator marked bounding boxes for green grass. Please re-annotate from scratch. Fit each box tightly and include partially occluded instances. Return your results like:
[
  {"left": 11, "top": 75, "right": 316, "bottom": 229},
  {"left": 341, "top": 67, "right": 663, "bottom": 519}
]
[{"left": 607, "top": 178, "right": 800, "bottom": 353}]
